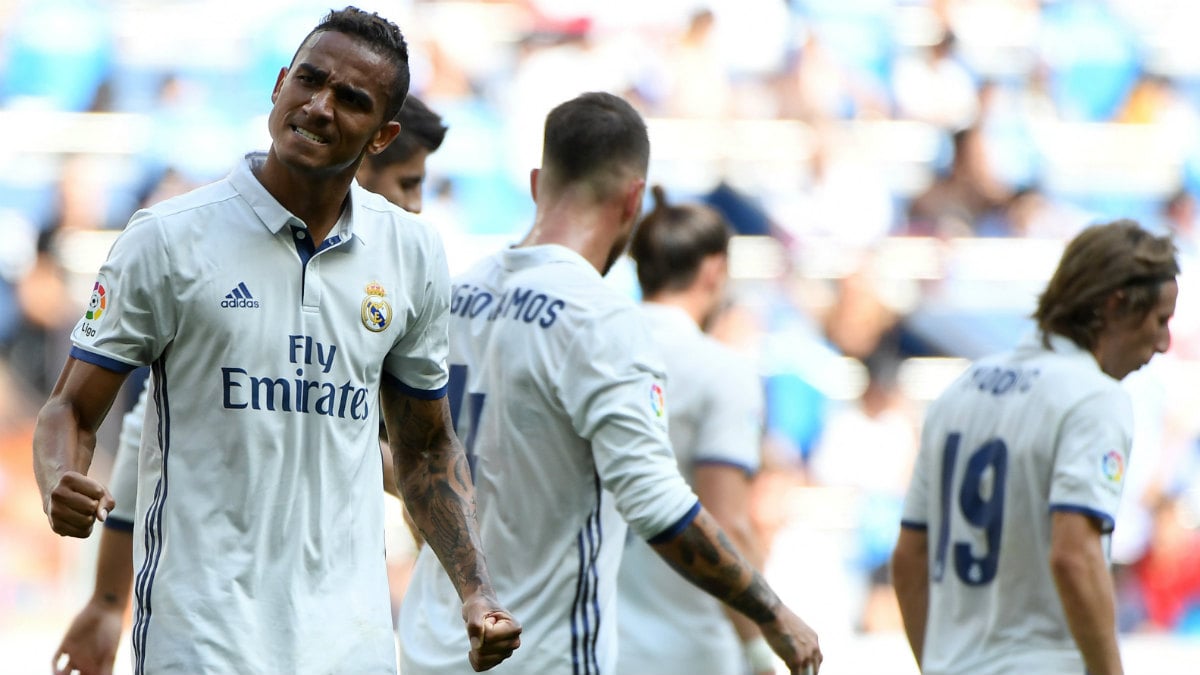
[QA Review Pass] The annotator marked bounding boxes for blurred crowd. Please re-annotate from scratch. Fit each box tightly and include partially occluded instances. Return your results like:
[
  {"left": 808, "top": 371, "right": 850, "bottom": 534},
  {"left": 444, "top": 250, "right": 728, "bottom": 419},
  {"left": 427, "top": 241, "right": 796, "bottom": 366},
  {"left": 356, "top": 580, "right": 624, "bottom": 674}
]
[{"left": 3, "top": 0, "right": 1200, "bottom": 649}]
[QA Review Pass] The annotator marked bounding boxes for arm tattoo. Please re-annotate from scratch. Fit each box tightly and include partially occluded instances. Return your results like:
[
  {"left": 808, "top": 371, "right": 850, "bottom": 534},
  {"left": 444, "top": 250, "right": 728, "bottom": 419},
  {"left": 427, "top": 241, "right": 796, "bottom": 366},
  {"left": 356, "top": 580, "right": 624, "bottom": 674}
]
[
  {"left": 385, "top": 392, "right": 491, "bottom": 599},
  {"left": 655, "top": 512, "right": 781, "bottom": 625}
]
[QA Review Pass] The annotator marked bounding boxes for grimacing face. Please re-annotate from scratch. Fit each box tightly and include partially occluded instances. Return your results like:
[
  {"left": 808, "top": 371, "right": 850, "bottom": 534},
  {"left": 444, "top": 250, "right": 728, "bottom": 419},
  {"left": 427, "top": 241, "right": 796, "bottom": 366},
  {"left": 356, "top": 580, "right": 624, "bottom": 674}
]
[{"left": 267, "top": 31, "right": 399, "bottom": 177}]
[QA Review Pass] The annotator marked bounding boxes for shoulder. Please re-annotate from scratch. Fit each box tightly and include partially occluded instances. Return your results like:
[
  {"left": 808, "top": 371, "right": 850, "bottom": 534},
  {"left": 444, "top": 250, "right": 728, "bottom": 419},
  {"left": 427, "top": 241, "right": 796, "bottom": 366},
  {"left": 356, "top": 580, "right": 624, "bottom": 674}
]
[
  {"left": 452, "top": 251, "right": 502, "bottom": 286},
  {"left": 142, "top": 179, "right": 241, "bottom": 221},
  {"left": 697, "top": 333, "right": 754, "bottom": 370},
  {"left": 353, "top": 187, "right": 446, "bottom": 260},
  {"left": 119, "top": 180, "right": 244, "bottom": 248}
]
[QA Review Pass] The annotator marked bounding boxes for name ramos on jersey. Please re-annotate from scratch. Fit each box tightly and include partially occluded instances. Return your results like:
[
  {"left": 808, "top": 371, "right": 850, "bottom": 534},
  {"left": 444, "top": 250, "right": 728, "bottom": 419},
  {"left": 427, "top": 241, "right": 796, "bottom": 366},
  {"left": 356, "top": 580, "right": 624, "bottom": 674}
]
[{"left": 451, "top": 284, "right": 566, "bottom": 328}]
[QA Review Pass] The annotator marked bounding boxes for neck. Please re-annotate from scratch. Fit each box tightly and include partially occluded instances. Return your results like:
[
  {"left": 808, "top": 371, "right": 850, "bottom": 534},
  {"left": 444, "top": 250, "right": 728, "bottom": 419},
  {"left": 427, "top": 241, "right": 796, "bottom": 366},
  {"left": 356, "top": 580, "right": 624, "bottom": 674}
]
[
  {"left": 256, "top": 149, "right": 358, "bottom": 246},
  {"left": 1090, "top": 339, "right": 1130, "bottom": 381},
  {"left": 645, "top": 290, "right": 710, "bottom": 328},
  {"left": 520, "top": 189, "right": 624, "bottom": 275}
]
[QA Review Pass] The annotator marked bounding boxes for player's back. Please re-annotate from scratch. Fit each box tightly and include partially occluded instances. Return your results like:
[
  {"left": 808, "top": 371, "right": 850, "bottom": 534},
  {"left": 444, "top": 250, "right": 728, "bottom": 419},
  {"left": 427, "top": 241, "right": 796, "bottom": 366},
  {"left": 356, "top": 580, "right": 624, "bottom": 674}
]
[
  {"left": 400, "top": 244, "right": 697, "bottom": 675},
  {"left": 906, "top": 333, "right": 1133, "bottom": 675}
]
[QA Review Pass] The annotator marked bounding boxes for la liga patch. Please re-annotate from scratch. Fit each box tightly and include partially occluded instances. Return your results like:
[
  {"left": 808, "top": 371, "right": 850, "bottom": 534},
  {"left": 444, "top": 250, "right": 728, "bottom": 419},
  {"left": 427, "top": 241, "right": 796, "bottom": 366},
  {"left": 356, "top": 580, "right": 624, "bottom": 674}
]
[
  {"left": 649, "top": 382, "right": 666, "bottom": 418},
  {"left": 1100, "top": 450, "right": 1124, "bottom": 483},
  {"left": 85, "top": 281, "right": 107, "bottom": 321}
]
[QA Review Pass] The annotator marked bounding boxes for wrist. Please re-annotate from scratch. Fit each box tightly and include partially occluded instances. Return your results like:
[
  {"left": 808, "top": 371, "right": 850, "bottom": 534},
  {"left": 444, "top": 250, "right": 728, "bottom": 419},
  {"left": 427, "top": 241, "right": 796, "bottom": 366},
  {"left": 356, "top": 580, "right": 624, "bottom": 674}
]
[
  {"left": 90, "top": 591, "right": 127, "bottom": 611},
  {"left": 744, "top": 636, "right": 775, "bottom": 673}
]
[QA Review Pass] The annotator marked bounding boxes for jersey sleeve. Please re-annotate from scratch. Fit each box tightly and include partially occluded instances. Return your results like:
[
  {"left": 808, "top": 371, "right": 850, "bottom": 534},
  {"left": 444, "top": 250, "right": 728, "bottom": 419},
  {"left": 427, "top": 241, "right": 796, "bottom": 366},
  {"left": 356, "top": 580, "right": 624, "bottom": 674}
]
[
  {"left": 1048, "top": 387, "right": 1134, "bottom": 533},
  {"left": 105, "top": 378, "right": 151, "bottom": 530},
  {"left": 70, "top": 210, "right": 177, "bottom": 372},
  {"left": 557, "top": 305, "right": 699, "bottom": 542},
  {"left": 691, "top": 349, "right": 763, "bottom": 474},
  {"left": 383, "top": 230, "right": 450, "bottom": 399}
]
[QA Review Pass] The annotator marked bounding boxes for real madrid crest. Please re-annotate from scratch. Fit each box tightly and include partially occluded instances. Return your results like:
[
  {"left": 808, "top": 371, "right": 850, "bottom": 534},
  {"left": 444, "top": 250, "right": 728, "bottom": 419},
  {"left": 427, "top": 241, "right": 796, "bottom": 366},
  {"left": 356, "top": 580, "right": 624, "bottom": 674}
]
[{"left": 361, "top": 281, "right": 392, "bottom": 332}]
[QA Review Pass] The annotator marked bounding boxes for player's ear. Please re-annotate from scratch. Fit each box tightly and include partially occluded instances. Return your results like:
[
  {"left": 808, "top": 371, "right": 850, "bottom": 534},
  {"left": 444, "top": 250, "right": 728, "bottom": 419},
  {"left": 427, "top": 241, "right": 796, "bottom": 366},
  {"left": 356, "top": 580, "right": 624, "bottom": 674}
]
[
  {"left": 1097, "top": 288, "right": 1129, "bottom": 328},
  {"left": 529, "top": 168, "right": 540, "bottom": 201},
  {"left": 271, "top": 67, "right": 288, "bottom": 104},
  {"left": 1105, "top": 288, "right": 1127, "bottom": 313},
  {"left": 366, "top": 121, "right": 402, "bottom": 156},
  {"left": 622, "top": 177, "right": 646, "bottom": 223},
  {"left": 700, "top": 252, "right": 728, "bottom": 292}
]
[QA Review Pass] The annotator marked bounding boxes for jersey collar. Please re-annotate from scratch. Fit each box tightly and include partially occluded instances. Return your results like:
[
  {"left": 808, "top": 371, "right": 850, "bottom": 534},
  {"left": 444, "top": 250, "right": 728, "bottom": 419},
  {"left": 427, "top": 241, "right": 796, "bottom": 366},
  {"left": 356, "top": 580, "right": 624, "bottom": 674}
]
[
  {"left": 640, "top": 302, "right": 701, "bottom": 335},
  {"left": 228, "top": 152, "right": 360, "bottom": 245},
  {"left": 1021, "top": 331, "right": 1106, "bottom": 376},
  {"left": 500, "top": 244, "right": 598, "bottom": 275}
]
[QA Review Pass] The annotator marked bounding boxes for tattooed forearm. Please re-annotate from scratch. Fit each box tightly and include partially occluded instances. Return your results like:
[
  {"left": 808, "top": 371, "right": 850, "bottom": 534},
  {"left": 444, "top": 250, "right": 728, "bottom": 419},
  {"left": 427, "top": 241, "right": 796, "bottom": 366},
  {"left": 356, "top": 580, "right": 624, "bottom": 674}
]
[
  {"left": 651, "top": 508, "right": 782, "bottom": 625},
  {"left": 384, "top": 390, "right": 492, "bottom": 600}
]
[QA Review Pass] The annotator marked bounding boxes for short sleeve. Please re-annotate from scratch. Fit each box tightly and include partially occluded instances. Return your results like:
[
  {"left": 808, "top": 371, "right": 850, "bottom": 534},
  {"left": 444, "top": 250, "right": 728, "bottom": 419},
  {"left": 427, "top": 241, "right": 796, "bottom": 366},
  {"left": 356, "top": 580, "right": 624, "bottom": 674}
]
[
  {"left": 557, "top": 305, "right": 698, "bottom": 541},
  {"left": 70, "top": 210, "right": 176, "bottom": 372},
  {"left": 383, "top": 232, "right": 450, "bottom": 399},
  {"left": 105, "top": 379, "right": 150, "bottom": 529},
  {"left": 1048, "top": 387, "right": 1134, "bottom": 532},
  {"left": 692, "top": 351, "right": 763, "bottom": 474}
]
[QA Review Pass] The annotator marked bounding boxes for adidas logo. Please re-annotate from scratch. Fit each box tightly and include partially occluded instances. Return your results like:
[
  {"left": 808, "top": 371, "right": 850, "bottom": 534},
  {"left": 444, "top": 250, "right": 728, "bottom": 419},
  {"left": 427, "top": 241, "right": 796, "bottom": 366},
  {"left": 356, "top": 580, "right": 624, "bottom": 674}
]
[{"left": 220, "top": 282, "right": 261, "bottom": 308}]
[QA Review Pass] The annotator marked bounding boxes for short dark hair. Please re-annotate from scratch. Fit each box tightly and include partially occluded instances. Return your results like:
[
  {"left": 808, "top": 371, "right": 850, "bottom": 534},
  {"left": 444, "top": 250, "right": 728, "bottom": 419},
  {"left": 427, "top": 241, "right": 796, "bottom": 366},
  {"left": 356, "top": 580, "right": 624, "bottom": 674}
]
[
  {"left": 293, "top": 6, "right": 411, "bottom": 122},
  {"left": 1035, "top": 219, "right": 1179, "bottom": 350},
  {"left": 366, "top": 95, "right": 448, "bottom": 169},
  {"left": 630, "top": 185, "right": 731, "bottom": 297},
  {"left": 541, "top": 92, "right": 650, "bottom": 199}
]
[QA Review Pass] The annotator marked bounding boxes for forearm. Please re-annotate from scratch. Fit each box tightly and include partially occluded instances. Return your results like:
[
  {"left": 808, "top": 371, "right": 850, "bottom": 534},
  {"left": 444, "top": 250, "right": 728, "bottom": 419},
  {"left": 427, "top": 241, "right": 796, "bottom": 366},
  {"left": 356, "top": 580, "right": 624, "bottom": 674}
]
[
  {"left": 392, "top": 426, "right": 491, "bottom": 600},
  {"left": 891, "top": 560, "right": 928, "bottom": 666},
  {"left": 33, "top": 398, "right": 96, "bottom": 504},
  {"left": 379, "top": 442, "right": 403, "bottom": 500},
  {"left": 692, "top": 465, "right": 768, "bottom": 645},
  {"left": 717, "top": 518, "right": 767, "bottom": 643},
  {"left": 651, "top": 507, "right": 781, "bottom": 625},
  {"left": 1051, "top": 553, "right": 1122, "bottom": 675},
  {"left": 91, "top": 526, "right": 135, "bottom": 611},
  {"left": 890, "top": 528, "right": 929, "bottom": 667}
]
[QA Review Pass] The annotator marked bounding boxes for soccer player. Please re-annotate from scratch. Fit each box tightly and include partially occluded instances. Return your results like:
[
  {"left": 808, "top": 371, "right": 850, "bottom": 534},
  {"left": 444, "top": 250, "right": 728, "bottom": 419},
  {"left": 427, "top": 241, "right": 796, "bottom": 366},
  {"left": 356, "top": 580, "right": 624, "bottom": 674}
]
[
  {"left": 50, "top": 94, "right": 451, "bottom": 675},
  {"left": 398, "top": 92, "right": 821, "bottom": 675},
  {"left": 891, "top": 219, "right": 1179, "bottom": 675},
  {"left": 357, "top": 94, "right": 447, "bottom": 215},
  {"left": 33, "top": 8, "right": 519, "bottom": 675},
  {"left": 616, "top": 186, "right": 775, "bottom": 675}
]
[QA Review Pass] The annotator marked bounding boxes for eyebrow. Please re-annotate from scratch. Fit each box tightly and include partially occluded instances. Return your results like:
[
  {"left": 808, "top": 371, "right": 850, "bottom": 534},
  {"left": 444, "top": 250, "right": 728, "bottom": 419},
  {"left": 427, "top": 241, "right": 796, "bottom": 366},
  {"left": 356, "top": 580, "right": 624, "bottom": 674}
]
[{"left": 295, "top": 63, "right": 375, "bottom": 111}]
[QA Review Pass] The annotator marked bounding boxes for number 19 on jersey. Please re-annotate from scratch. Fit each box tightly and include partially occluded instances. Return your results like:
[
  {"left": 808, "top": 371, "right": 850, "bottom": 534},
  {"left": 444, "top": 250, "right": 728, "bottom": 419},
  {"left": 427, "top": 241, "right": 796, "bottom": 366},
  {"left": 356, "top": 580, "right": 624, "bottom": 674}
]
[{"left": 932, "top": 432, "right": 1009, "bottom": 586}]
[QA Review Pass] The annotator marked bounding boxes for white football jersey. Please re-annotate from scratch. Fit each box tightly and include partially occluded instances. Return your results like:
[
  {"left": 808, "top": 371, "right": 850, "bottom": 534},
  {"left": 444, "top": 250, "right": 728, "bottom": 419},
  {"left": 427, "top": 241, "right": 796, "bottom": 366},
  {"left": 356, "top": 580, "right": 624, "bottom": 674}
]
[
  {"left": 71, "top": 154, "right": 451, "bottom": 675},
  {"left": 617, "top": 302, "right": 764, "bottom": 675},
  {"left": 102, "top": 377, "right": 149, "bottom": 529},
  {"left": 398, "top": 245, "right": 700, "bottom": 675},
  {"left": 901, "top": 332, "right": 1134, "bottom": 675}
]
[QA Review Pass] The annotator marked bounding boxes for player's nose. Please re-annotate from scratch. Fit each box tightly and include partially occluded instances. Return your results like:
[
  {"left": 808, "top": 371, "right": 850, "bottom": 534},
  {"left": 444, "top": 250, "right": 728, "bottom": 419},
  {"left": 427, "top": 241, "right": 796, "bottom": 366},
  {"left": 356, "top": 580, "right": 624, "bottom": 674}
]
[
  {"left": 304, "top": 89, "right": 334, "bottom": 118},
  {"left": 1156, "top": 326, "right": 1171, "bottom": 354}
]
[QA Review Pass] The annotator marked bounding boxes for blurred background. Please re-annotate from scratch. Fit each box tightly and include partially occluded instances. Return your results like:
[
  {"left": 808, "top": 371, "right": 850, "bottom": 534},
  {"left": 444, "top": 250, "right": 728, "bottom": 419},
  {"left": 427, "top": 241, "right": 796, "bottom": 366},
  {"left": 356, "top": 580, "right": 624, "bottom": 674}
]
[{"left": 2, "top": 0, "right": 1200, "bottom": 673}]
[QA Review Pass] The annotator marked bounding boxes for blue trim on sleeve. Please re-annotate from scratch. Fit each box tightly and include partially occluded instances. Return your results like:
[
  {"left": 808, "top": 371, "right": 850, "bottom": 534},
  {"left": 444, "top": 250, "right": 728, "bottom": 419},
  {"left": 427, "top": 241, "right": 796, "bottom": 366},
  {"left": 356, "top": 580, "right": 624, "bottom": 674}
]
[
  {"left": 70, "top": 347, "right": 139, "bottom": 374},
  {"left": 1049, "top": 504, "right": 1116, "bottom": 533},
  {"left": 900, "top": 520, "right": 929, "bottom": 532},
  {"left": 647, "top": 499, "right": 702, "bottom": 544},
  {"left": 382, "top": 372, "right": 447, "bottom": 400},
  {"left": 693, "top": 458, "right": 757, "bottom": 478},
  {"left": 104, "top": 516, "right": 135, "bottom": 532}
]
